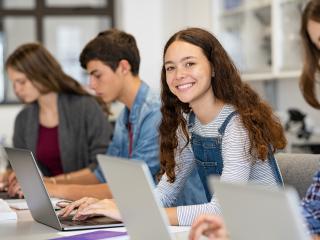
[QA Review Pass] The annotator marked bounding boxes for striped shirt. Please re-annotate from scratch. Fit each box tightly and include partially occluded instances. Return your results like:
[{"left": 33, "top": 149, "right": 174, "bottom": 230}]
[{"left": 157, "top": 104, "right": 279, "bottom": 225}]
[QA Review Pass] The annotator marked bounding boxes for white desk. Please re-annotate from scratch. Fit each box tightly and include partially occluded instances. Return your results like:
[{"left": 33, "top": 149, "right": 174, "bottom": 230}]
[
  {"left": 0, "top": 209, "right": 190, "bottom": 240},
  {"left": 0, "top": 210, "right": 63, "bottom": 240}
]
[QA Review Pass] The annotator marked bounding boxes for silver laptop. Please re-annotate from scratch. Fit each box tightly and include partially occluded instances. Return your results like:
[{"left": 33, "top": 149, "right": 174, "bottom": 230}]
[
  {"left": 97, "top": 155, "right": 189, "bottom": 240},
  {"left": 210, "top": 178, "right": 311, "bottom": 240},
  {"left": 5, "top": 147, "right": 123, "bottom": 231}
]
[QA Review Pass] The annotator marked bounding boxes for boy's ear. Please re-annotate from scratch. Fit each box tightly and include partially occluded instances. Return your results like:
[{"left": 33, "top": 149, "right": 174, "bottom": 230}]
[{"left": 117, "top": 59, "right": 131, "bottom": 75}]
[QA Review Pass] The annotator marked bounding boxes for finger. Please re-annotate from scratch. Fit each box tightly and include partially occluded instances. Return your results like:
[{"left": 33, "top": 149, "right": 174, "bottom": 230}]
[
  {"left": 59, "top": 201, "right": 78, "bottom": 217},
  {"left": 77, "top": 202, "right": 91, "bottom": 213},
  {"left": 56, "top": 202, "right": 70, "bottom": 208},
  {"left": 189, "top": 222, "right": 211, "bottom": 240},
  {"left": 60, "top": 198, "right": 89, "bottom": 217},
  {"left": 7, "top": 179, "right": 18, "bottom": 192},
  {"left": 61, "top": 203, "right": 78, "bottom": 217},
  {"left": 7, "top": 182, "right": 18, "bottom": 196},
  {"left": 10, "top": 184, "right": 21, "bottom": 197},
  {"left": 18, "top": 190, "right": 24, "bottom": 199},
  {"left": 73, "top": 213, "right": 94, "bottom": 221},
  {"left": 8, "top": 172, "right": 16, "bottom": 184},
  {"left": 74, "top": 207, "right": 103, "bottom": 220},
  {"left": 78, "top": 206, "right": 121, "bottom": 221}
]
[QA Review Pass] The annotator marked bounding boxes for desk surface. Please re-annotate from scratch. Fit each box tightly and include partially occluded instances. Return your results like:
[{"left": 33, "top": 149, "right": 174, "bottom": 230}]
[
  {"left": 1, "top": 210, "right": 61, "bottom": 240},
  {"left": 0, "top": 209, "right": 190, "bottom": 240}
]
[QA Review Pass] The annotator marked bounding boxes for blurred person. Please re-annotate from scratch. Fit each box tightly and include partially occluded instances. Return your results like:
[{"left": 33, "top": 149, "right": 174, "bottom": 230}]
[{"left": 1, "top": 43, "right": 112, "bottom": 198}]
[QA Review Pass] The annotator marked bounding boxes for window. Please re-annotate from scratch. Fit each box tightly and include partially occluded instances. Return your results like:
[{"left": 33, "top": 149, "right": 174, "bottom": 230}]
[{"left": 0, "top": 0, "right": 114, "bottom": 103}]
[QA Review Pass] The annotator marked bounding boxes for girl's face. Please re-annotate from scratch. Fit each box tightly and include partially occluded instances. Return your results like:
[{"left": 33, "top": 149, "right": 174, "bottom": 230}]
[
  {"left": 164, "top": 40, "right": 213, "bottom": 106},
  {"left": 307, "top": 19, "right": 320, "bottom": 50},
  {"left": 7, "top": 67, "right": 41, "bottom": 103}
]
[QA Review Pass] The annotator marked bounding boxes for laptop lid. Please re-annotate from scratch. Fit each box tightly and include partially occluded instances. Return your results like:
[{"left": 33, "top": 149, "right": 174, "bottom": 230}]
[
  {"left": 97, "top": 155, "right": 175, "bottom": 240},
  {"left": 209, "top": 177, "right": 311, "bottom": 240},
  {"left": 5, "top": 147, "right": 122, "bottom": 231}
]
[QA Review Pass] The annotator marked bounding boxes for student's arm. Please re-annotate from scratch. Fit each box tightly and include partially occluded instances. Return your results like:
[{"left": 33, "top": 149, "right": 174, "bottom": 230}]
[
  {"left": 58, "top": 198, "right": 178, "bottom": 225},
  {"left": 165, "top": 207, "right": 179, "bottom": 225},
  {"left": 44, "top": 168, "right": 100, "bottom": 185},
  {"left": 46, "top": 183, "right": 112, "bottom": 201}
]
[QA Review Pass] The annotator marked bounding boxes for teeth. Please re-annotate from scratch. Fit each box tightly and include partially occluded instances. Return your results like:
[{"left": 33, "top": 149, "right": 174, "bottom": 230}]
[{"left": 177, "top": 83, "right": 193, "bottom": 89}]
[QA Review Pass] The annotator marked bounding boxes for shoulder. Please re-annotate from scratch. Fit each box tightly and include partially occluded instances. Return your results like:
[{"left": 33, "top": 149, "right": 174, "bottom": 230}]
[
  {"left": 59, "top": 93, "right": 97, "bottom": 106},
  {"left": 224, "top": 113, "right": 249, "bottom": 141},
  {"left": 137, "top": 88, "right": 161, "bottom": 120},
  {"left": 143, "top": 88, "right": 161, "bottom": 110},
  {"left": 59, "top": 94, "right": 101, "bottom": 113},
  {"left": 15, "top": 103, "right": 36, "bottom": 122}
]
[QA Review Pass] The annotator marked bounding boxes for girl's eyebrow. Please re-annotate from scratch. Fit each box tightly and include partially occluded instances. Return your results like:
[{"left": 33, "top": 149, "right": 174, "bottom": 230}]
[{"left": 164, "top": 56, "right": 196, "bottom": 65}]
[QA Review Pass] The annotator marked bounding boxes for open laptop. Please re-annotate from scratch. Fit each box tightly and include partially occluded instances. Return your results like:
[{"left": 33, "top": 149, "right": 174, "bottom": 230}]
[
  {"left": 5, "top": 147, "right": 123, "bottom": 231},
  {"left": 97, "top": 155, "right": 189, "bottom": 240},
  {"left": 209, "top": 177, "right": 312, "bottom": 240}
]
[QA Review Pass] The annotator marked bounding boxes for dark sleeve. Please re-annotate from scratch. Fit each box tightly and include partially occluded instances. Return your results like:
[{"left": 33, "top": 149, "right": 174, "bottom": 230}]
[
  {"left": 6, "top": 109, "right": 27, "bottom": 169},
  {"left": 12, "top": 110, "right": 27, "bottom": 148},
  {"left": 84, "top": 98, "right": 112, "bottom": 167}
]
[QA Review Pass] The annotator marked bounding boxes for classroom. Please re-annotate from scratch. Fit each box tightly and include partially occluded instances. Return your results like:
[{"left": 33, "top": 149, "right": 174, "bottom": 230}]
[{"left": 0, "top": 0, "right": 319, "bottom": 239}]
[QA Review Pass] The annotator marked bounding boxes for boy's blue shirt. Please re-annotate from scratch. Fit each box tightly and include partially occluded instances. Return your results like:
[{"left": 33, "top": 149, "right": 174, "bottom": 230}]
[{"left": 94, "top": 81, "right": 160, "bottom": 182}]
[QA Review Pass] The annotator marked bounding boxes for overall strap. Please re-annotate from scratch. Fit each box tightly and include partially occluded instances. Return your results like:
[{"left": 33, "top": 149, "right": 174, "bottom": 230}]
[
  {"left": 267, "top": 145, "right": 284, "bottom": 186},
  {"left": 187, "top": 111, "right": 196, "bottom": 129},
  {"left": 218, "top": 111, "right": 238, "bottom": 135}
]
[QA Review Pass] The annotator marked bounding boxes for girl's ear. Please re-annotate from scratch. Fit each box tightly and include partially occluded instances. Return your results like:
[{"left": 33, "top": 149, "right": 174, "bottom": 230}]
[
  {"left": 211, "top": 65, "right": 215, "bottom": 77},
  {"left": 117, "top": 59, "right": 131, "bottom": 75}
]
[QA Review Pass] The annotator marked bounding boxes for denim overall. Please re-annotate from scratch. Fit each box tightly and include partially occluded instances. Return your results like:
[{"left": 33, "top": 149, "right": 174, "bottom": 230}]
[{"left": 188, "top": 111, "right": 283, "bottom": 201}]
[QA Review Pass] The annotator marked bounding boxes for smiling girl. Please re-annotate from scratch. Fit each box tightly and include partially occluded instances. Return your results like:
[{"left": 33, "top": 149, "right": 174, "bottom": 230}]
[
  {"left": 57, "top": 28, "right": 287, "bottom": 227},
  {"left": 156, "top": 27, "right": 287, "bottom": 225}
]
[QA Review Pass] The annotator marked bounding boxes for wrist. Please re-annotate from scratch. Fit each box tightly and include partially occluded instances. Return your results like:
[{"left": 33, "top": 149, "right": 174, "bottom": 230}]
[
  {"left": 64, "top": 173, "right": 71, "bottom": 182},
  {"left": 50, "top": 177, "right": 56, "bottom": 184}
]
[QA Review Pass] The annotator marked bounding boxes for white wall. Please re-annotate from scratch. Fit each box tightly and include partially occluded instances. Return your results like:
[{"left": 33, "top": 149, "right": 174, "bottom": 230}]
[
  {"left": 114, "top": 0, "right": 213, "bottom": 91},
  {"left": 1, "top": 0, "right": 312, "bottom": 145},
  {"left": 0, "top": 0, "right": 213, "bottom": 146},
  {"left": 0, "top": 105, "right": 22, "bottom": 146},
  {"left": 115, "top": 0, "right": 163, "bottom": 92}
]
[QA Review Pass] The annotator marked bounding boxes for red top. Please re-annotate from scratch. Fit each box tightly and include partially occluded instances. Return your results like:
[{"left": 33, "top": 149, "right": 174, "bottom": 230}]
[{"left": 36, "top": 125, "right": 63, "bottom": 176}]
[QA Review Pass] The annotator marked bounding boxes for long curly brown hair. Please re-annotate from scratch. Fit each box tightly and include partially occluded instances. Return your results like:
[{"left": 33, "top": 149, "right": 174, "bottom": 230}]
[
  {"left": 159, "top": 28, "right": 287, "bottom": 183},
  {"left": 300, "top": 0, "right": 320, "bottom": 109}
]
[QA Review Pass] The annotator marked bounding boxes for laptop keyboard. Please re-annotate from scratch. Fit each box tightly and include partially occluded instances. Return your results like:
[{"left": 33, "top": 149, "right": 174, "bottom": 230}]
[{"left": 59, "top": 216, "right": 122, "bottom": 226}]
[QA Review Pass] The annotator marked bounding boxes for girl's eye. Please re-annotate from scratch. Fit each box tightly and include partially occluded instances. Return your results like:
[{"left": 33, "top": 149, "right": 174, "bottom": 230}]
[
  {"left": 165, "top": 66, "right": 175, "bottom": 72},
  {"left": 185, "top": 62, "right": 195, "bottom": 68},
  {"left": 17, "top": 80, "right": 26, "bottom": 85}
]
